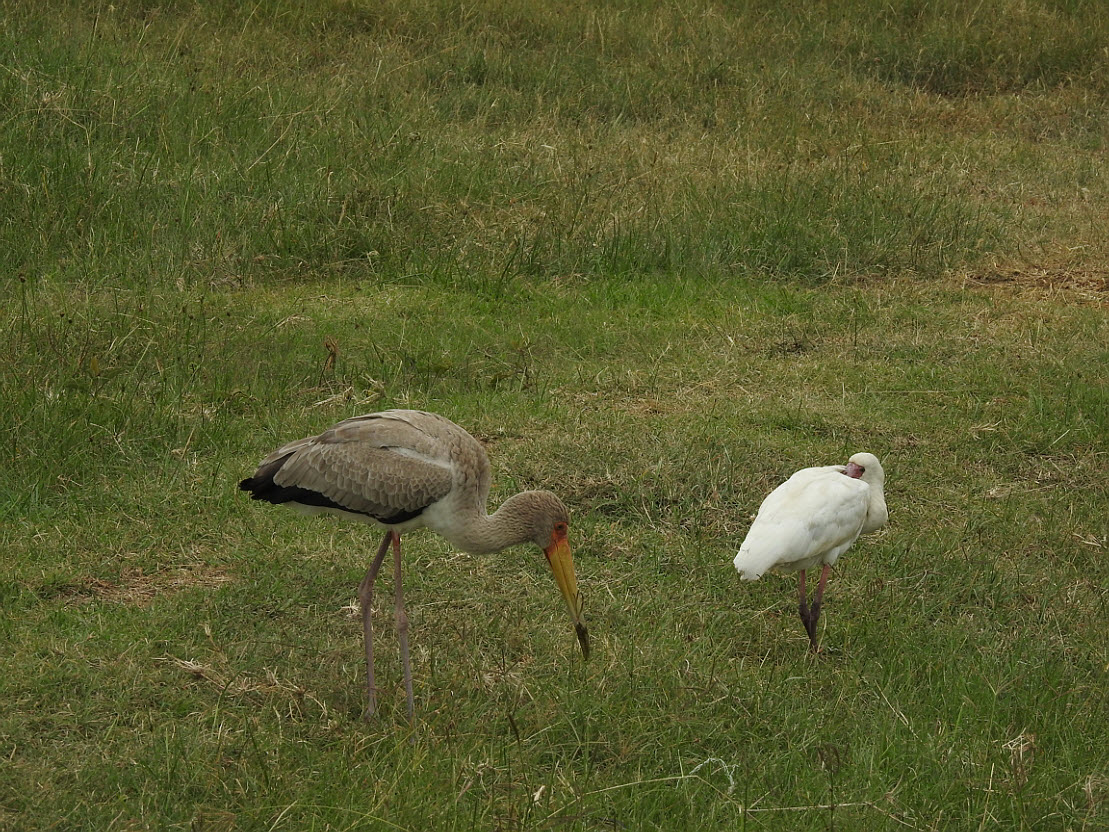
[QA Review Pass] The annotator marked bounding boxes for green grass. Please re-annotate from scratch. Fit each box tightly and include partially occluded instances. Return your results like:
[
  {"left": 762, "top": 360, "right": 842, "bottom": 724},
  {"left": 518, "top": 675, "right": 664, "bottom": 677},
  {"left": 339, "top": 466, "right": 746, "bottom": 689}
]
[{"left": 2, "top": 1, "right": 1108, "bottom": 829}]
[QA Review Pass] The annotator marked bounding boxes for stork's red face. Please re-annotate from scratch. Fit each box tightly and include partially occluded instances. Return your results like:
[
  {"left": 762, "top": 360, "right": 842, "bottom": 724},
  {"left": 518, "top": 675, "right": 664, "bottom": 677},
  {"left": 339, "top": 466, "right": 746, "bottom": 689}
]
[
  {"left": 844, "top": 461, "right": 865, "bottom": 478},
  {"left": 543, "top": 521, "right": 590, "bottom": 660}
]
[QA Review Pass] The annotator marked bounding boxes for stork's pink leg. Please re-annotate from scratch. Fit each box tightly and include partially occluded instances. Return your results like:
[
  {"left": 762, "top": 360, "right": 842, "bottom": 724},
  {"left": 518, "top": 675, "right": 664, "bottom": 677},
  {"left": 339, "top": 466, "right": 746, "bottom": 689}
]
[
  {"left": 360, "top": 531, "right": 393, "bottom": 720},
  {"left": 392, "top": 532, "right": 415, "bottom": 724}
]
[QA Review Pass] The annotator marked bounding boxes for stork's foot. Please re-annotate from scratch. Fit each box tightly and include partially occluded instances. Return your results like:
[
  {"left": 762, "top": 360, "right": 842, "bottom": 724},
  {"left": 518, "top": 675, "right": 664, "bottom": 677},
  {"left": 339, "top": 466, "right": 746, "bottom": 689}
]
[{"left": 362, "top": 684, "right": 380, "bottom": 721}]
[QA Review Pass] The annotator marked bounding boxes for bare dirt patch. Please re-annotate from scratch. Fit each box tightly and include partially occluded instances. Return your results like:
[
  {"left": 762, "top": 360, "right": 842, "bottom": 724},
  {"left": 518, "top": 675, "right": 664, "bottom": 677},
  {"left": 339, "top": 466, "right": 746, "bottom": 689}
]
[
  {"left": 963, "top": 264, "right": 1109, "bottom": 302},
  {"left": 50, "top": 565, "right": 232, "bottom": 607}
]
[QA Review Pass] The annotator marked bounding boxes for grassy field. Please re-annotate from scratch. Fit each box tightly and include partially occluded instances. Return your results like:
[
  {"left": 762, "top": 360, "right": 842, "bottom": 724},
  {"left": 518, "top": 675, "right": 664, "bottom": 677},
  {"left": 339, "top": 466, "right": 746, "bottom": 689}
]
[{"left": 2, "top": 0, "right": 1108, "bottom": 829}]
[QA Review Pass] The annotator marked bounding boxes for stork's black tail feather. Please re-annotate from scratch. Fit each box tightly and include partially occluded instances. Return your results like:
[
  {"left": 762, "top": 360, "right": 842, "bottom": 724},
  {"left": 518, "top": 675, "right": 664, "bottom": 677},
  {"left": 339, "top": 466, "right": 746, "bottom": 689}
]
[{"left": 238, "top": 457, "right": 297, "bottom": 501}]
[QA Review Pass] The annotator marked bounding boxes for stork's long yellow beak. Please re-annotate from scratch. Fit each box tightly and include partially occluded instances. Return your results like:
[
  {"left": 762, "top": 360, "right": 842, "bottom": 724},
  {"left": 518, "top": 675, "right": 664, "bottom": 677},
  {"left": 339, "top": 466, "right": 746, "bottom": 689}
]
[{"left": 544, "top": 530, "right": 590, "bottom": 660}]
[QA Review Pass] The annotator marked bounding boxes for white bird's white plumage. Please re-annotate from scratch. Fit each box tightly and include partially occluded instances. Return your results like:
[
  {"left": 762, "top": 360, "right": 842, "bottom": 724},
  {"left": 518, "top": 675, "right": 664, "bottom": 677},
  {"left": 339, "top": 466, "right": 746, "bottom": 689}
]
[{"left": 733, "top": 452, "right": 888, "bottom": 580}]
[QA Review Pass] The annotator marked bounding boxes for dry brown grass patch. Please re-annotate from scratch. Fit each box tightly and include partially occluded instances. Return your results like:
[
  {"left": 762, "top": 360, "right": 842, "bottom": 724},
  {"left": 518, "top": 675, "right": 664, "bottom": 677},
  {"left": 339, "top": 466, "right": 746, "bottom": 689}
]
[
  {"left": 156, "top": 656, "right": 331, "bottom": 720},
  {"left": 58, "top": 565, "right": 232, "bottom": 607},
  {"left": 962, "top": 263, "right": 1109, "bottom": 303}
]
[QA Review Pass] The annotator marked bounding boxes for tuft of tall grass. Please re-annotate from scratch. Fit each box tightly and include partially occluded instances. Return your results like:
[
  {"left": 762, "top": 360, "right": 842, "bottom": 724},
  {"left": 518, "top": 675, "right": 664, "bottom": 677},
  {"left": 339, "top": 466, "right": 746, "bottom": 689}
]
[
  {"left": 832, "top": 0, "right": 1109, "bottom": 96},
  {"left": 17, "top": 0, "right": 1102, "bottom": 294}
]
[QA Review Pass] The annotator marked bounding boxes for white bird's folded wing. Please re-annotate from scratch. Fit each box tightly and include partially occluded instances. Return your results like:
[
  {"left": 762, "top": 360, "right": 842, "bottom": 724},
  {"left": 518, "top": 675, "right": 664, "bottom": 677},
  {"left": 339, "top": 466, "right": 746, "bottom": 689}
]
[{"left": 733, "top": 468, "right": 870, "bottom": 579}]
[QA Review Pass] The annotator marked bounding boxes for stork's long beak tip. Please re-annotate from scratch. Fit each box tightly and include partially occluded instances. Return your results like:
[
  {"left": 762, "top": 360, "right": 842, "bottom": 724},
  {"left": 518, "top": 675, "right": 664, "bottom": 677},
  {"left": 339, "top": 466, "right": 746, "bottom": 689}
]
[
  {"left": 575, "top": 622, "right": 591, "bottom": 660},
  {"left": 545, "top": 533, "right": 589, "bottom": 659}
]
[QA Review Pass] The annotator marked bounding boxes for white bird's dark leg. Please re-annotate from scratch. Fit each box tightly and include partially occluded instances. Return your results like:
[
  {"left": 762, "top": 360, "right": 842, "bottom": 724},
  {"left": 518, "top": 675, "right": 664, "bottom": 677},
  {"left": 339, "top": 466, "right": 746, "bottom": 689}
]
[
  {"left": 392, "top": 532, "right": 415, "bottom": 724},
  {"left": 360, "top": 530, "right": 392, "bottom": 720},
  {"left": 797, "top": 569, "right": 816, "bottom": 647},
  {"left": 806, "top": 563, "right": 832, "bottom": 652}
]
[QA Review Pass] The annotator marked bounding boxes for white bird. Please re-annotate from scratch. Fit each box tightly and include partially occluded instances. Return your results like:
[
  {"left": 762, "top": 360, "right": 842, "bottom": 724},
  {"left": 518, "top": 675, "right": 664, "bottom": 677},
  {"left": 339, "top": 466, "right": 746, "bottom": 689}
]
[
  {"left": 238, "top": 409, "right": 589, "bottom": 721},
  {"left": 733, "top": 452, "right": 887, "bottom": 651}
]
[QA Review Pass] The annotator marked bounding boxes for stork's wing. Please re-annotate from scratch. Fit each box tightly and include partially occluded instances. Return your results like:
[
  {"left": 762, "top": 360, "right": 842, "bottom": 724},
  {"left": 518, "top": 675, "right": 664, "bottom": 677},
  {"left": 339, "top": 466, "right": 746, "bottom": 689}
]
[
  {"left": 241, "top": 411, "right": 455, "bottom": 523},
  {"left": 734, "top": 468, "right": 869, "bottom": 578}
]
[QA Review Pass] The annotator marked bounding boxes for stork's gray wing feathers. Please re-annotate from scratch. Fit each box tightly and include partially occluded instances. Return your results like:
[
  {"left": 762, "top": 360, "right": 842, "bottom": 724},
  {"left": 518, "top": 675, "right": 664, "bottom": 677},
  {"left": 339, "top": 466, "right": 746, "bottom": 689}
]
[
  {"left": 275, "top": 442, "right": 452, "bottom": 520},
  {"left": 248, "top": 411, "right": 457, "bottom": 522}
]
